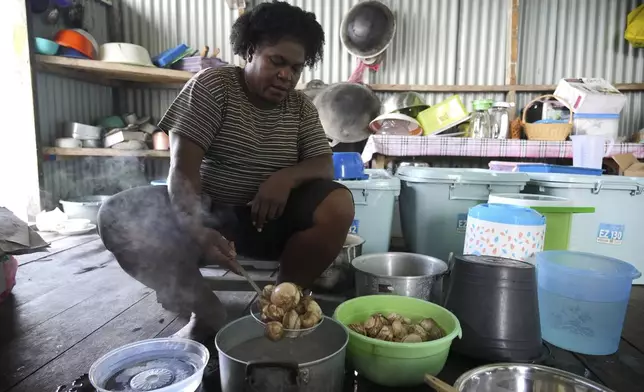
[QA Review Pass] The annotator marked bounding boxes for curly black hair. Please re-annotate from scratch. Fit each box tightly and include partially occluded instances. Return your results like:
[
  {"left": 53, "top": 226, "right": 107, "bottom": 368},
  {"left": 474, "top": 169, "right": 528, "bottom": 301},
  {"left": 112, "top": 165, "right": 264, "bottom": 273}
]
[{"left": 230, "top": 1, "right": 325, "bottom": 68}]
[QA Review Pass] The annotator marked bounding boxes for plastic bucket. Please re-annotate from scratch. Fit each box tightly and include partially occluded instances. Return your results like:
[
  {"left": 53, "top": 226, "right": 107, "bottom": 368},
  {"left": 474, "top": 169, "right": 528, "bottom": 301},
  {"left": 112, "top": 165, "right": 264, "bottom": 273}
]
[
  {"left": 488, "top": 193, "right": 595, "bottom": 251},
  {"left": 536, "top": 251, "right": 641, "bottom": 355},
  {"left": 333, "top": 295, "right": 461, "bottom": 387},
  {"left": 524, "top": 173, "right": 644, "bottom": 284},
  {"left": 397, "top": 167, "right": 530, "bottom": 261},
  {"left": 336, "top": 169, "right": 400, "bottom": 254}
]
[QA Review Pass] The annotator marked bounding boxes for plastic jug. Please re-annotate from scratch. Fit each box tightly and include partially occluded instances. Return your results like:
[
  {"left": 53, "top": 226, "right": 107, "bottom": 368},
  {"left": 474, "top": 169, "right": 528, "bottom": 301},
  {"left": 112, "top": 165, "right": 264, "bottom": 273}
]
[
  {"left": 536, "top": 251, "right": 640, "bottom": 355},
  {"left": 570, "top": 135, "right": 614, "bottom": 169}
]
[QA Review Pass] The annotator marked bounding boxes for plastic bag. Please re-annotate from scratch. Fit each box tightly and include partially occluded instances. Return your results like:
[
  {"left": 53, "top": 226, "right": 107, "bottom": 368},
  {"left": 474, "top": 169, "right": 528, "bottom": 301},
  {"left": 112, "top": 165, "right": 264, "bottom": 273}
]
[
  {"left": 625, "top": 4, "right": 644, "bottom": 48},
  {"left": 0, "top": 255, "right": 18, "bottom": 303}
]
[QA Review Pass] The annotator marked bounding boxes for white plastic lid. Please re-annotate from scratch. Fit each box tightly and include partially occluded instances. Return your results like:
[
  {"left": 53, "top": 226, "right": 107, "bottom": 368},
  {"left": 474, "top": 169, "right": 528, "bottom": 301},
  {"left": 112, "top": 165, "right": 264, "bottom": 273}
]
[
  {"left": 337, "top": 169, "right": 401, "bottom": 191},
  {"left": 488, "top": 193, "right": 573, "bottom": 207},
  {"left": 397, "top": 167, "right": 530, "bottom": 185},
  {"left": 527, "top": 173, "right": 644, "bottom": 191}
]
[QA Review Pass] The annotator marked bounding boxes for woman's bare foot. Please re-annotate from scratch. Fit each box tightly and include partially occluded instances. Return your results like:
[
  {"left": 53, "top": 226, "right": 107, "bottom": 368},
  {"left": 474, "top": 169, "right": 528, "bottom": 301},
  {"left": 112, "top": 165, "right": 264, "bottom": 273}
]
[{"left": 172, "top": 313, "right": 219, "bottom": 344}]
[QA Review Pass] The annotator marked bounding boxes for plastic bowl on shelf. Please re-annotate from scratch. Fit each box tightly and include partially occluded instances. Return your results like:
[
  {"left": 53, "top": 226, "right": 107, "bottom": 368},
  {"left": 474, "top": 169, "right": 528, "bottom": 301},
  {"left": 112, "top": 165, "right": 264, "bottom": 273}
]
[
  {"left": 89, "top": 338, "right": 209, "bottom": 392},
  {"left": 99, "top": 43, "right": 155, "bottom": 67},
  {"left": 34, "top": 37, "right": 60, "bottom": 55},
  {"left": 54, "top": 29, "right": 96, "bottom": 59}
]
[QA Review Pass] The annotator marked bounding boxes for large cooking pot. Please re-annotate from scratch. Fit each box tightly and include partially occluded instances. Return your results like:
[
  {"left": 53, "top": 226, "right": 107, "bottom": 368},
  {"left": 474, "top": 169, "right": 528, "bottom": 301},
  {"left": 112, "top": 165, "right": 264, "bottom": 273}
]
[
  {"left": 351, "top": 252, "right": 448, "bottom": 303},
  {"left": 443, "top": 255, "right": 542, "bottom": 362},
  {"left": 215, "top": 315, "right": 348, "bottom": 392},
  {"left": 314, "top": 234, "right": 365, "bottom": 292}
]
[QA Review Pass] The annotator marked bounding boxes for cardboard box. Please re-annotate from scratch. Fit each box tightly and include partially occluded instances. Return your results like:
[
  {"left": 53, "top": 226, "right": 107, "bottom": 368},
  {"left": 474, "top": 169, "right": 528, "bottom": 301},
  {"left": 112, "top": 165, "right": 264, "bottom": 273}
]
[
  {"left": 554, "top": 78, "right": 627, "bottom": 114},
  {"left": 612, "top": 153, "right": 644, "bottom": 177}
]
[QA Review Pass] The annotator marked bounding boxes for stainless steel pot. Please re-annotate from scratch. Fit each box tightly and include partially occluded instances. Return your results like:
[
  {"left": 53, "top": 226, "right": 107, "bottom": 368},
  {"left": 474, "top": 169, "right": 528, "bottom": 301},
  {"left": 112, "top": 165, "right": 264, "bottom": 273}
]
[
  {"left": 215, "top": 315, "right": 348, "bottom": 392},
  {"left": 351, "top": 252, "right": 448, "bottom": 302},
  {"left": 314, "top": 234, "right": 365, "bottom": 292},
  {"left": 454, "top": 363, "right": 614, "bottom": 392}
]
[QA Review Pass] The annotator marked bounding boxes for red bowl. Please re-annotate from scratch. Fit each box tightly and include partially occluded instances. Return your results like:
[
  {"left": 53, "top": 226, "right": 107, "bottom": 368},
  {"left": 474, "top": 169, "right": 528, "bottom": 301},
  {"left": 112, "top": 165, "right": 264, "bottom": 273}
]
[{"left": 54, "top": 29, "right": 95, "bottom": 59}]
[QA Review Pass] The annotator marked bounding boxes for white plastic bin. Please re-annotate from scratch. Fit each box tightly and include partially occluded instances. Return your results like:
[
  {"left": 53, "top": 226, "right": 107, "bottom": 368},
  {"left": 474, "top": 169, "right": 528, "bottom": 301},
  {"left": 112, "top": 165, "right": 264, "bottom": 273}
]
[
  {"left": 573, "top": 113, "right": 619, "bottom": 139},
  {"left": 396, "top": 167, "right": 530, "bottom": 262},
  {"left": 336, "top": 169, "right": 400, "bottom": 254},
  {"left": 524, "top": 173, "right": 644, "bottom": 284}
]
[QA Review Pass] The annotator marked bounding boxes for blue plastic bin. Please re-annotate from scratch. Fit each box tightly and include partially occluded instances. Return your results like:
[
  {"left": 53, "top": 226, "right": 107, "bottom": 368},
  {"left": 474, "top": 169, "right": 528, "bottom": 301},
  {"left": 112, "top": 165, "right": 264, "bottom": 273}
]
[
  {"left": 332, "top": 152, "right": 367, "bottom": 180},
  {"left": 336, "top": 169, "right": 400, "bottom": 254},
  {"left": 536, "top": 250, "right": 641, "bottom": 355}
]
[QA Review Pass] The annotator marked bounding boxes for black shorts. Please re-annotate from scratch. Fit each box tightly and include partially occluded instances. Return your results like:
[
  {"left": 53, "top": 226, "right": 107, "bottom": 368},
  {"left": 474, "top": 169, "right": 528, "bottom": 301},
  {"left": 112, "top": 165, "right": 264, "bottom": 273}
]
[{"left": 204, "top": 179, "right": 350, "bottom": 260}]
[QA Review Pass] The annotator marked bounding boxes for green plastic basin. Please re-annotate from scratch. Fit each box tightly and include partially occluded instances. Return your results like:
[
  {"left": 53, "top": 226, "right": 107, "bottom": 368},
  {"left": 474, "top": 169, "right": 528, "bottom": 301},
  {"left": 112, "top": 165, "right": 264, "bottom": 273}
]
[{"left": 333, "top": 295, "right": 462, "bottom": 387}]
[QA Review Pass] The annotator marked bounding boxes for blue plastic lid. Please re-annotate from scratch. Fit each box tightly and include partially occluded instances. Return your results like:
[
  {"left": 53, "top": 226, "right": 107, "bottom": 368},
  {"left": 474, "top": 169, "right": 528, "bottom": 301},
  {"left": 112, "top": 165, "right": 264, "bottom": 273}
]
[
  {"left": 468, "top": 203, "right": 545, "bottom": 226},
  {"left": 574, "top": 113, "right": 620, "bottom": 119}
]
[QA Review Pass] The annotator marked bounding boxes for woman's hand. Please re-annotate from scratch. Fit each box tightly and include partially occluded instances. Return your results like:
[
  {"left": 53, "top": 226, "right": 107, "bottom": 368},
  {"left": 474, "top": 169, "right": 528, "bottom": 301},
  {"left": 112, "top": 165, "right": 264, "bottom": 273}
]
[
  {"left": 248, "top": 170, "right": 295, "bottom": 231},
  {"left": 198, "top": 227, "right": 240, "bottom": 273}
]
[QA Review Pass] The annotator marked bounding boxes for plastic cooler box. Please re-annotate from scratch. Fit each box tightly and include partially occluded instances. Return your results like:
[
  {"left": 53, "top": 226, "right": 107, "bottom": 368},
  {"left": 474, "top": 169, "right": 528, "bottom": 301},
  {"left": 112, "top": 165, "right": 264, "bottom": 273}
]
[
  {"left": 524, "top": 173, "right": 644, "bottom": 284},
  {"left": 396, "top": 167, "right": 530, "bottom": 262},
  {"left": 336, "top": 169, "right": 400, "bottom": 254},
  {"left": 488, "top": 193, "right": 595, "bottom": 251}
]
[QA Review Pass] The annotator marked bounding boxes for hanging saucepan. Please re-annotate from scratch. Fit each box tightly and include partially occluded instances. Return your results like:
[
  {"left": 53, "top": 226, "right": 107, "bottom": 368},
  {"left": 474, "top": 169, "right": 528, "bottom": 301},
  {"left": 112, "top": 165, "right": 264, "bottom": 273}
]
[
  {"left": 313, "top": 82, "right": 381, "bottom": 146},
  {"left": 340, "top": 1, "right": 396, "bottom": 59},
  {"left": 301, "top": 79, "right": 327, "bottom": 101}
]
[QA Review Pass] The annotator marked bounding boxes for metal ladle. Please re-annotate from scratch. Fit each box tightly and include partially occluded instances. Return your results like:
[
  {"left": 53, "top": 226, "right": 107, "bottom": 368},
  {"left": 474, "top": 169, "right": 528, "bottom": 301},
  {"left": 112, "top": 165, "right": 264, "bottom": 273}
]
[
  {"left": 425, "top": 374, "right": 458, "bottom": 392},
  {"left": 228, "top": 257, "right": 265, "bottom": 297}
]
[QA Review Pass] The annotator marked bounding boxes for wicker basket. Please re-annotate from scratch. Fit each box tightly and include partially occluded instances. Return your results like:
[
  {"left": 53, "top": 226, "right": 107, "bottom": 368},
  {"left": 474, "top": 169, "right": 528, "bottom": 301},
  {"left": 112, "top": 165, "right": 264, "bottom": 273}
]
[{"left": 522, "top": 94, "right": 573, "bottom": 141}]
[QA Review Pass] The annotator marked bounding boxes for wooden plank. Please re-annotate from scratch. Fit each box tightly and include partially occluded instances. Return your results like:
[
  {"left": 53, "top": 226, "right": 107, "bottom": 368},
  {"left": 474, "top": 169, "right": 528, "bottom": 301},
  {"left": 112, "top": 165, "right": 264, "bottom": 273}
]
[
  {"left": 575, "top": 339, "right": 644, "bottom": 391},
  {"left": 13, "top": 235, "right": 99, "bottom": 266},
  {"left": 0, "top": 262, "right": 136, "bottom": 346},
  {"left": 0, "top": 281, "right": 152, "bottom": 391},
  {"left": 42, "top": 147, "right": 170, "bottom": 158},
  {"left": 9, "top": 240, "right": 116, "bottom": 307},
  {"left": 35, "top": 55, "right": 193, "bottom": 85},
  {"left": 7, "top": 295, "right": 175, "bottom": 392}
]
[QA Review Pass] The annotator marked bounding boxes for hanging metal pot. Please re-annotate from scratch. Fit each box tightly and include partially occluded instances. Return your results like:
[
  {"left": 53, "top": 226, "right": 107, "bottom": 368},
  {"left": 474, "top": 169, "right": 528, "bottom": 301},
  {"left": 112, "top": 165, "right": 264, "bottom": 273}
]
[
  {"left": 340, "top": 1, "right": 396, "bottom": 59},
  {"left": 313, "top": 82, "right": 381, "bottom": 146}
]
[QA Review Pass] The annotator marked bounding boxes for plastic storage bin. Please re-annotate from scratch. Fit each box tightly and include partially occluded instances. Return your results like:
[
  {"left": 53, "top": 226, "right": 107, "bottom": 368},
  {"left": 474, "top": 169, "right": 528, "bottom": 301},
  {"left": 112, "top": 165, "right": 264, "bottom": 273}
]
[
  {"left": 464, "top": 204, "right": 546, "bottom": 261},
  {"left": 397, "top": 167, "right": 530, "bottom": 262},
  {"left": 573, "top": 113, "right": 619, "bottom": 139},
  {"left": 488, "top": 194, "right": 595, "bottom": 251},
  {"left": 524, "top": 173, "right": 644, "bottom": 284},
  {"left": 337, "top": 169, "right": 400, "bottom": 254},
  {"left": 536, "top": 251, "right": 640, "bottom": 355}
]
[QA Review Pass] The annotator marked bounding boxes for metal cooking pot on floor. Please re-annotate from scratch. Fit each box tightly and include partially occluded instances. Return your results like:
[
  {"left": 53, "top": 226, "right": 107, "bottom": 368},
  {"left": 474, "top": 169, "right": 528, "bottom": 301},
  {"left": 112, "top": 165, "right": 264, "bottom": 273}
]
[
  {"left": 215, "top": 315, "right": 348, "bottom": 392},
  {"left": 351, "top": 252, "right": 448, "bottom": 303},
  {"left": 314, "top": 234, "right": 365, "bottom": 292}
]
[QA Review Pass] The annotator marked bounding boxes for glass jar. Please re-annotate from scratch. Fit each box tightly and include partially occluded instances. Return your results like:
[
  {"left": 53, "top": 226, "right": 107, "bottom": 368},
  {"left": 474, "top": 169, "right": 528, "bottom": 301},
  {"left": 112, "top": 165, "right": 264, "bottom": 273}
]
[
  {"left": 490, "top": 102, "right": 513, "bottom": 139},
  {"left": 470, "top": 99, "right": 493, "bottom": 138}
]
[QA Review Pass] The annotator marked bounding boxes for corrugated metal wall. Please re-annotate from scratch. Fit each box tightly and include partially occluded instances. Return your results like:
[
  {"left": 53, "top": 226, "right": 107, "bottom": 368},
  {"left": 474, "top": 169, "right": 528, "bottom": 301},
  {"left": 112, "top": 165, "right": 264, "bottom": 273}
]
[{"left": 34, "top": 0, "right": 644, "bottom": 203}]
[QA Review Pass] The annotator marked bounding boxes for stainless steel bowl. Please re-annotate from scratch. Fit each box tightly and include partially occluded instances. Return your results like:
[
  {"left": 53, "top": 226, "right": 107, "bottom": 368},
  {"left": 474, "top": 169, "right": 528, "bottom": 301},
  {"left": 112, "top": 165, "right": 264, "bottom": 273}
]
[
  {"left": 383, "top": 92, "right": 430, "bottom": 116},
  {"left": 352, "top": 252, "right": 448, "bottom": 302},
  {"left": 454, "top": 363, "right": 614, "bottom": 392},
  {"left": 314, "top": 234, "right": 365, "bottom": 292}
]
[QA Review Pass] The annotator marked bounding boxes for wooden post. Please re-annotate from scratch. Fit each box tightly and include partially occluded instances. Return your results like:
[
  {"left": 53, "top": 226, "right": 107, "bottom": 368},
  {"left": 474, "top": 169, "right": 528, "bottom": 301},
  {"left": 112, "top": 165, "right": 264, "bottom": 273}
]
[{"left": 505, "top": 0, "right": 520, "bottom": 119}]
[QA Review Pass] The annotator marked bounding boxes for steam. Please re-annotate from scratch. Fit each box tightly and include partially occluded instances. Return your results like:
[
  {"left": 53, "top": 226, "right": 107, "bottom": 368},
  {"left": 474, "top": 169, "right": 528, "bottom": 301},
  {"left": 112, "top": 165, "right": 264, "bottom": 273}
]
[{"left": 96, "top": 169, "right": 232, "bottom": 330}]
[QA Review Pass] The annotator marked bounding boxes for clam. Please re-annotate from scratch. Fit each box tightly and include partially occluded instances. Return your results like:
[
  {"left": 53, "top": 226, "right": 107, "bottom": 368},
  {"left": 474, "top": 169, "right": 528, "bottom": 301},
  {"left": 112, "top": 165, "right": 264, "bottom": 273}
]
[{"left": 265, "top": 321, "right": 284, "bottom": 341}]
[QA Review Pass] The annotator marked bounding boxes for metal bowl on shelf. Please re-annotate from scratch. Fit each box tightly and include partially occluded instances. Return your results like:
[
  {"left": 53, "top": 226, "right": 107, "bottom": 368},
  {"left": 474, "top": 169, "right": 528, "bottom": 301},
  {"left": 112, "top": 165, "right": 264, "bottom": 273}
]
[{"left": 454, "top": 363, "right": 614, "bottom": 392}]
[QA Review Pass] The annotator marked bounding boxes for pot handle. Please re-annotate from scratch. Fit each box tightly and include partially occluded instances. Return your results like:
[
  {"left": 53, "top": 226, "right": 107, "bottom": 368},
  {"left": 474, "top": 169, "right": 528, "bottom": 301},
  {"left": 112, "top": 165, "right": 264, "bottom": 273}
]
[
  {"left": 378, "top": 284, "right": 395, "bottom": 293},
  {"left": 245, "top": 360, "right": 302, "bottom": 389}
]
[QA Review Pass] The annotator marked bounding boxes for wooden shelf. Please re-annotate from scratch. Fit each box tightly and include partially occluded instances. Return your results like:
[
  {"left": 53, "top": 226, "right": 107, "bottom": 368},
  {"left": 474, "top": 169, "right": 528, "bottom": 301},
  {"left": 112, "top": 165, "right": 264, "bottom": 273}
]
[
  {"left": 34, "top": 55, "right": 193, "bottom": 84},
  {"left": 35, "top": 55, "right": 644, "bottom": 92},
  {"left": 42, "top": 147, "right": 170, "bottom": 158}
]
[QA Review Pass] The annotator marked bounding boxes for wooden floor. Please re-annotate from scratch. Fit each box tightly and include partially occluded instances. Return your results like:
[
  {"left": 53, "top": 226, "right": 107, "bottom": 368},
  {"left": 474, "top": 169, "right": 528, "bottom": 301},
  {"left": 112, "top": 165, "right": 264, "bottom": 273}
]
[{"left": 1, "top": 232, "right": 643, "bottom": 391}]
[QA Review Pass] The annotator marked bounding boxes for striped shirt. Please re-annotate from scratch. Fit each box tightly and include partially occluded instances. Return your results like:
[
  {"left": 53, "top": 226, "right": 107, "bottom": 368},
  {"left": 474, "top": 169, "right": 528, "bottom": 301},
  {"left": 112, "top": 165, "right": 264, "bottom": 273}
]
[{"left": 159, "top": 66, "right": 332, "bottom": 206}]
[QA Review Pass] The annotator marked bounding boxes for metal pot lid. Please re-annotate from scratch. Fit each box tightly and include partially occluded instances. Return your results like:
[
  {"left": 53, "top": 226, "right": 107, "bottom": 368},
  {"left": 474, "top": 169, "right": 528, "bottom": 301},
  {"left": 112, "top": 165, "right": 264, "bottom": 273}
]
[
  {"left": 457, "top": 255, "right": 534, "bottom": 269},
  {"left": 340, "top": 1, "right": 396, "bottom": 59},
  {"left": 313, "top": 82, "right": 381, "bottom": 143},
  {"left": 382, "top": 92, "right": 429, "bottom": 115},
  {"left": 396, "top": 167, "right": 530, "bottom": 184}
]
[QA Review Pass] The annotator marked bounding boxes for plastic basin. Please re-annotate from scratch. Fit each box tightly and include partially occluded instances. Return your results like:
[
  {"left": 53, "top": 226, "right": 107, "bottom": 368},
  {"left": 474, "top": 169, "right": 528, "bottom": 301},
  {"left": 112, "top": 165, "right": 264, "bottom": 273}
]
[
  {"left": 537, "top": 251, "right": 641, "bottom": 355},
  {"left": 35, "top": 37, "right": 59, "bottom": 55},
  {"left": 333, "top": 295, "right": 461, "bottom": 387},
  {"left": 332, "top": 152, "right": 367, "bottom": 180}
]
